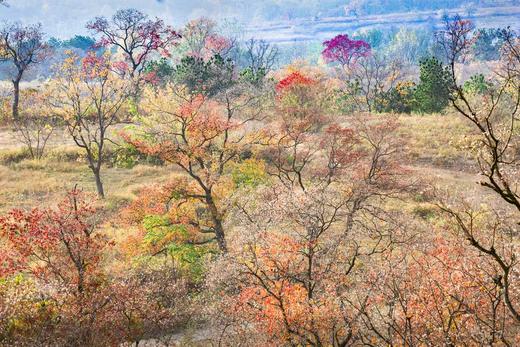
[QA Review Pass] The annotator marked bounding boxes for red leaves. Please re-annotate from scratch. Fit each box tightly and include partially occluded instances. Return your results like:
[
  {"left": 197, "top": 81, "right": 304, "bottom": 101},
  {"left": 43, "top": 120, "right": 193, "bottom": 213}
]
[
  {"left": 275, "top": 71, "right": 316, "bottom": 94},
  {"left": 320, "top": 123, "right": 361, "bottom": 176},
  {"left": 120, "top": 181, "right": 184, "bottom": 225},
  {"left": 364, "top": 235, "right": 509, "bottom": 345},
  {"left": 0, "top": 23, "right": 50, "bottom": 69},
  {"left": 205, "top": 34, "right": 231, "bottom": 56},
  {"left": 0, "top": 189, "right": 105, "bottom": 292},
  {"left": 81, "top": 51, "right": 110, "bottom": 78},
  {"left": 322, "top": 34, "right": 371, "bottom": 67},
  {"left": 112, "top": 60, "right": 130, "bottom": 75}
]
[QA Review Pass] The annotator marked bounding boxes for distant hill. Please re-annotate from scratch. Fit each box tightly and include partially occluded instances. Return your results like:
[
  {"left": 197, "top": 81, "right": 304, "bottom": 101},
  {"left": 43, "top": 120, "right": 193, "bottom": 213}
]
[{"left": 246, "top": 5, "right": 520, "bottom": 44}]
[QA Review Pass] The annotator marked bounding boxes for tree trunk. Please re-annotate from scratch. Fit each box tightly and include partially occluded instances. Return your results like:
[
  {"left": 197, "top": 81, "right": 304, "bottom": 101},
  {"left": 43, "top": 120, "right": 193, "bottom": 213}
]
[
  {"left": 12, "top": 77, "right": 20, "bottom": 120},
  {"left": 93, "top": 168, "right": 105, "bottom": 199},
  {"left": 205, "top": 193, "right": 227, "bottom": 252},
  {"left": 213, "top": 215, "right": 227, "bottom": 252}
]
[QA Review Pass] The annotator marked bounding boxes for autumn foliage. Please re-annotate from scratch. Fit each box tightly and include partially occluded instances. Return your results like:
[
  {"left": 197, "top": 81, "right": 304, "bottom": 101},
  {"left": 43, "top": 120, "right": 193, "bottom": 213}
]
[
  {"left": 322, "top": 34, "right": 371, "bottom": 67},
  {"left": 2, "top": 8, "right": 520, "bottom": 347}
]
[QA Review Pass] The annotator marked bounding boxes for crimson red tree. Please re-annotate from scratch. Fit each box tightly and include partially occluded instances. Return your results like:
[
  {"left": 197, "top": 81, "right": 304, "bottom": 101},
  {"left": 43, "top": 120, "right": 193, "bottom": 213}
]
[{"left": 322, "top": 34, "right": 371, "bottom": 68}]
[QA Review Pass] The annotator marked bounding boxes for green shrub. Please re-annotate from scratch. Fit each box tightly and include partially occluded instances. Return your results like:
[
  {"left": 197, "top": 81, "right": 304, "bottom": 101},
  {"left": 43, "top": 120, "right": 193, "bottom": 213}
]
[
  {"left": 231, "top": 158, "right": 268, "bottom": 188},
  {"left": 376, "top": 81, "right": 416, "bottom": 114},
  {"left": 463, "top": 74, "right": 491, "bottom": 95},
  {"left": 142, "top": 216, "right": 212, "bottom": 279}
]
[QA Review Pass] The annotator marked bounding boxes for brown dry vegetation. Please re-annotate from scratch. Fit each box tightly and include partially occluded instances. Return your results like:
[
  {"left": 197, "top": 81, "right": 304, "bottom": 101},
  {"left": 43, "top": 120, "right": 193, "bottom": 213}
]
[{"left": 0, "top": 114, "right": 470, "bottom": 209}]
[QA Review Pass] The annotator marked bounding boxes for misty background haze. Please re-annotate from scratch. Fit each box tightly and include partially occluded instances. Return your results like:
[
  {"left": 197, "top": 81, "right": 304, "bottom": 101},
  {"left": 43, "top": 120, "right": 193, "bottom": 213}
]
[{"left": 2, "top": 0, "right": 519, "bottom": 40}]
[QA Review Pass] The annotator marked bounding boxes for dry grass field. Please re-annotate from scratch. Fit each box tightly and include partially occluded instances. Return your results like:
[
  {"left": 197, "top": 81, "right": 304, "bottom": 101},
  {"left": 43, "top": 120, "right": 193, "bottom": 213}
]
[{"left": 0, "top": 113, "right": 482, "bottom": 214}]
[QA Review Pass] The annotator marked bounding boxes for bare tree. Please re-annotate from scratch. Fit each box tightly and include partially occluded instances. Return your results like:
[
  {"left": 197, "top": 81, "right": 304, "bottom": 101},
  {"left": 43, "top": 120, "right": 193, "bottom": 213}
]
[
  {"left": 438, "top": 18, "right": 519, "bottom": 212},
  {"left": 436, "top": 16, "right": 520, "bottom": 322},
  {"left": 342, "top": 53, "right": 402, "bottom": 112},
  {"left": 0, "top": 22, "right": 50, "bottom": 119},
  {"left": 244, "top": 38, "right": 278, "bottom": 78},
  {"left": 12, "top": 88, "right": 57, "bottom": 159},
  {"left": 87, "top": 8, "right": 180, "bottom": 79}
]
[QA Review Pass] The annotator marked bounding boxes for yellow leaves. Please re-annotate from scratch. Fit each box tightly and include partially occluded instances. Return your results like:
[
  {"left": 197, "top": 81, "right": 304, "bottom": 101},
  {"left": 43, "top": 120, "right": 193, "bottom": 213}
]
[
  {"left": 49, "top": 51, "right": 130, "bottom": 126},
  {"left": 16, "top": 88, "right": 54, "bottom": 120},
  {"left": 140, "top": 84, "right": 188, "bottom": 123},
  {"left": 230, "top": 158, "right": 268, "bottom": 188}
]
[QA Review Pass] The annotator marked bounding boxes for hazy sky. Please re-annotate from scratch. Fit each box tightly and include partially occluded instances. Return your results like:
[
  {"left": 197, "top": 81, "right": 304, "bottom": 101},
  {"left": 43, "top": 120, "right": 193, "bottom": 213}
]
[{"left": 0, "top": 0, "right": 250, "bottom": 39}]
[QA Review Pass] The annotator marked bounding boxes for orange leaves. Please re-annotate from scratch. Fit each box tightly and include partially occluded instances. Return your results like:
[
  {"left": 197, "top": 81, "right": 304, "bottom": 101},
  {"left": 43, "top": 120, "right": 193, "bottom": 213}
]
[
  {"left": 179, "top": 93, "right": 205, "bottom": 118},
  {"left": 130, "top": 87, "right": 242, "bottom": 191},
  {"left": 217, "top": 228, "right": 351, "bottom": 345},
  {"left": 60, "top": 50, "right": 110, "bottom": 81},
  {"left": 320, "top": 123, "right": 360, "bottom": 169},
  {"left": 362, "top": 234, "right": 510, "bottom": 345},
  {"left": 236, "top": 282, "right": 311, "bottom": 336},
  {"left": 183, "top": 96, "right": 237, "bottom": 149},
  {"left": 120, "top": 183, "right": 174, "bottom": 225},
  {"left": 120, "top": 176, "right": 200, "bottom": 226},
  {"left": 135, "top": 91, "right": 234, "bottom": 162},
  {"left": 119, "top": 176, "right": 220, "bottom": 256}
]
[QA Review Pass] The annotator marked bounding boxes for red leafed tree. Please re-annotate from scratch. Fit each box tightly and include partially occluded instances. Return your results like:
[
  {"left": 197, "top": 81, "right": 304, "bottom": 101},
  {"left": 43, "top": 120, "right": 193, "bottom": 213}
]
[
  {"left": 180, "top": 17, "right": 233, "bottom": 60},
  {"left": 275, "top": 71, "right": 316, "bottom": 93},
  {"left": 87, "top": 8, "right": 180, "bottom": 78},
  {"left": 263, "top": 71, "right": 331, "bottom": 191},
  {"left": 0, "top": 188, "right": 106, "bottom": 292},
  {"left": 0, "top": 189, "right": 194, "bottom": 345},
  {"left": 322, "top": 34, "right": 401, "bottom": 112},
  {"left": 322, "top": 34, "right": 371, "bottom": 68},
  {"left": 0, "top": 188, "right": 121, "bottom": 345},
  {"left": 0, "top": 22, "right": 50, "bottom": 119}
]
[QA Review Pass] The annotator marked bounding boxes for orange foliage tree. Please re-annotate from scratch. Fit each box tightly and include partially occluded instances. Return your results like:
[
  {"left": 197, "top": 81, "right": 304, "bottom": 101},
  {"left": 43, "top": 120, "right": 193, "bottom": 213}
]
[
  {"left": 124, "top": 63, "right": 266, "bottom": 252},
  {"left": 351, "top": 231, "right": 519, "bottom": 345}
]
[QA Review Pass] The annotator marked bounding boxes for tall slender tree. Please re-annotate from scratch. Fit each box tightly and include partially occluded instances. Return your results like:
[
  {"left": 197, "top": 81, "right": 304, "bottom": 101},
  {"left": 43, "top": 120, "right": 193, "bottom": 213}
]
[
  {"left": 50, "top": 51, "right": 131, "bottom": 198},
  {"left": 0, "top": 22, "right": 49, "bottom": 119}
]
